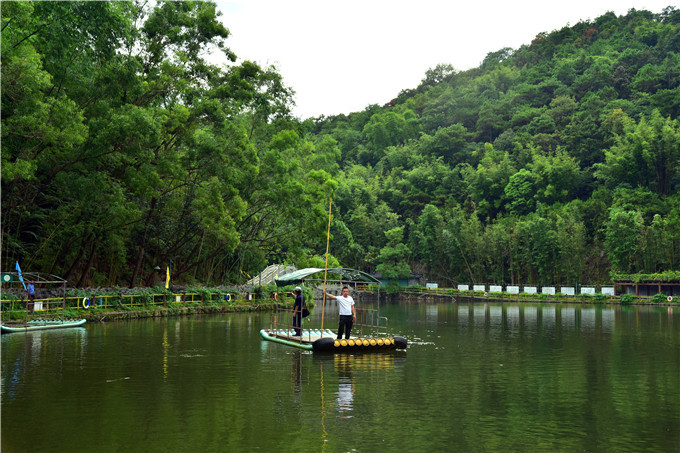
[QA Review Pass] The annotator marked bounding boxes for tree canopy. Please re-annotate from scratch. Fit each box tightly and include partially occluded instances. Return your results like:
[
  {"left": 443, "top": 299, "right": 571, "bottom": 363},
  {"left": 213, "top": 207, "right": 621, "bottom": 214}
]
[{"left": 3, "top": 3, "right": 679, "bottom": 287}]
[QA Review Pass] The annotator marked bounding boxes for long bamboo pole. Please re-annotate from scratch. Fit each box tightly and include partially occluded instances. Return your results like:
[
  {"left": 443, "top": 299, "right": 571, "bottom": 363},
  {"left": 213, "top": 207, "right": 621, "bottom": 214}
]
[{"left": 320, "top": 198, "right": 332, "bottom": 332}]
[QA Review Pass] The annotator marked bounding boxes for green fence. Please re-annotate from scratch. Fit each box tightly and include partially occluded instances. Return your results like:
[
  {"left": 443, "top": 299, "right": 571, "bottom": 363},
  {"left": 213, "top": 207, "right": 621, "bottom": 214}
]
[{"left": 1, "top": 292, "right": 283, "bottom": 317}]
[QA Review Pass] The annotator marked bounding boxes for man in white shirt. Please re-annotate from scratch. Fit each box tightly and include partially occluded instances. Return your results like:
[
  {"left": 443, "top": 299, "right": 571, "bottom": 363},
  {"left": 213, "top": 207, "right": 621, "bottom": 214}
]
[{"left": 324, "top": 286, "right": 356, "bottom": 340}]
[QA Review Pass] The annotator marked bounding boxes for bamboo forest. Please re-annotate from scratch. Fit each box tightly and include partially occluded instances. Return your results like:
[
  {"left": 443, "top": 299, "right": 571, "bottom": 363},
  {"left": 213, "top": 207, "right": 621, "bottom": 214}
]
[{"left": 2, "top": 2, "right": 679, "bottom": 289}]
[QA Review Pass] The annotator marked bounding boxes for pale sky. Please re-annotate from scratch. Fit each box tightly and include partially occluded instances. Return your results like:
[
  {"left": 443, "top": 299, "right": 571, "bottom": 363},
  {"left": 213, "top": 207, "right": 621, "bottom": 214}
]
[{"left": 214, "top": 1, "right": 674, "bottom": 119}]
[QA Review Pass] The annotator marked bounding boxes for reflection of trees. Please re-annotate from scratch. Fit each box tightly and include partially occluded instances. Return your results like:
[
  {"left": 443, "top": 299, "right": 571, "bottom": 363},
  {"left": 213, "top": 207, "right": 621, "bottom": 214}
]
[{"left": 1, "top": 328, "right": 88, "bottom": 402}]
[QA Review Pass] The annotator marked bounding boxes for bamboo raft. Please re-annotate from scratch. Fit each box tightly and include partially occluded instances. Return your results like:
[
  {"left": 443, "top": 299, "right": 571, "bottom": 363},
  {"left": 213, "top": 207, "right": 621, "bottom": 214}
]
[
  {"left": 260, "top": 328, "right": 407, "bottom": 352},
  {"left": 261, "top": 199, "right": 408, "bottom": 353}
]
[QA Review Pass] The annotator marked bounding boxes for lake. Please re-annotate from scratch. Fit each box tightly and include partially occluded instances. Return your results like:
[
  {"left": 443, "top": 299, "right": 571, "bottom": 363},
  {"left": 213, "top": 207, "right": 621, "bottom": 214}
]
[{"left": 2, "top": 301, "right": 678, "bottom": 452}]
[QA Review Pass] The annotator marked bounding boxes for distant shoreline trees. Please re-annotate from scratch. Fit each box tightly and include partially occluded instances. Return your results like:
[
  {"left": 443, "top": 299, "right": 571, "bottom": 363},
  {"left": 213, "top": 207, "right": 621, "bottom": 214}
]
[{"left": 3, "top": 3, "right": 679, "bottom": 287}]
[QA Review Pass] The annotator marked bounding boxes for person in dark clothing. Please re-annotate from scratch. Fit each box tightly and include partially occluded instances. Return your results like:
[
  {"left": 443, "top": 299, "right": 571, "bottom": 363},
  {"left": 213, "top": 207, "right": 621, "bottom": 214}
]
[{"left": 292, "top": 286, "right": 303, "bottom": 336}]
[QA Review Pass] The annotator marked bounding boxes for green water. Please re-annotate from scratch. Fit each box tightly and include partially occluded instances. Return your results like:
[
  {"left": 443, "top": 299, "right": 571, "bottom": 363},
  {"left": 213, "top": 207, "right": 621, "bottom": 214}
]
[{"left": 2, "top": 303, "right": 679, "bottom": 452}]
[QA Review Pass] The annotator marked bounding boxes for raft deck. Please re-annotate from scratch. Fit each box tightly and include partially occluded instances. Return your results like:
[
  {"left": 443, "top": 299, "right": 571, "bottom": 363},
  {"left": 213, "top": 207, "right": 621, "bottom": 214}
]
[{"left": 260, "top": 328, "right": 407, "bottom": 352}]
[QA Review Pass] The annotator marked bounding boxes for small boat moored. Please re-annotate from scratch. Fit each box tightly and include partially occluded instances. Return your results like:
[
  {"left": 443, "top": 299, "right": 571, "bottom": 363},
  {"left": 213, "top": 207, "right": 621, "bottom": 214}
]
[
  {"left": 1, "top": 271, "right": 85, "bottom": 334},
  {"left": 1, "top": 318, "right": 86, "bottom": 334}
]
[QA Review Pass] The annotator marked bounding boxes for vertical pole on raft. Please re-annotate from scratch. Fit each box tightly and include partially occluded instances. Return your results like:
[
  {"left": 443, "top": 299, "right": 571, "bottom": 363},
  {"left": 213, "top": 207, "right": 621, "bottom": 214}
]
[
  {"left": 320, "top": 198, "right": 332, "bottom": 332},
  {"left": 376, "top": 282, "right": 380, "bottom": 336}
]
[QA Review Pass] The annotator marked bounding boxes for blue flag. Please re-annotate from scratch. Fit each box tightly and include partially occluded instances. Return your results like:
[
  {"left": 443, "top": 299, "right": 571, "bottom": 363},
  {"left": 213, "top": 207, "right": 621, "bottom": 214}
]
[{"left": 15, "top": 261, "right": 26, "bottom": 290}]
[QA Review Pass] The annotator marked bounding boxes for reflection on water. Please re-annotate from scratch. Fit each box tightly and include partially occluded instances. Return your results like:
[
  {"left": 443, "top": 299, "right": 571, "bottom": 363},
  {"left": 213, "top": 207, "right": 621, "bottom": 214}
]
[
  {"left": 582, "top": 307, "right": 596, "bottom": 329},
  {"left": 1, "top": 305, "right": 678, "bottom": 453},
  {"left": 506, "top": 305, "right": 520, "bottom": 328},
  {"left": 2, "top": 327, "right": 88, "bottom": 403},
  {"left": 425, "top": 304, "right": 438, "bottom": 322},
  {"left": 524, "top": 305, "right": 537, "bottom": 327},
  {"left": 542, "top": 305, "right": 556, "bottom": 328},
  {"left": 457, "top": 305, "right": 468, "bottom": 326},
  {"left": 292, "top": 350, "right": 303, "bottom": 394},
  {"left": 473, "top": 304, "right": 485, "bottom": 323},
  {"left": 162, "top": 327, "right": 169, "bottom": 380},
  {"left": 334, "top": 356, "right": 354, "bottom": 417},
  {"left": 449, "top": 304, "right": 618, "bottom": 334},
  {"left": 602, "top": 308, "right": 615, "bottom": 331},
  {"left": 336, "top": 376, "right": 353, "bottom": 416},
  {"left": 562, "top": 306, "right": 576, "bottom": 327},
  {"left": 489, "top": 305, "right": 502, "bottom": 327},
  {"left": 310, "top": 352, "right": 403, "bottom": 422}
]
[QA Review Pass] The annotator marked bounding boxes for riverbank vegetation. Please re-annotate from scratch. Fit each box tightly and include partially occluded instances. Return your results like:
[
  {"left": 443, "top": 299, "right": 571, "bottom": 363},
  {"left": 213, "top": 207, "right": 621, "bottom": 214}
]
[
  {"left": 2, "top": 284, "right": 675, "bottom": 324},
  {"left": 2, "top": 2, "right": 679, "bottom": 288},
  {"left": 1, "top": 284, "right": 301, "bottom": 321}
]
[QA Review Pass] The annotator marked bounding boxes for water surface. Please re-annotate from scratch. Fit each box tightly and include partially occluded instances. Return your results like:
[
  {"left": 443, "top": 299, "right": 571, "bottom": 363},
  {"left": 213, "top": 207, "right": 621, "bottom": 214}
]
[{"left": 2, "top": 303, "right": 678, "bottom": 452}]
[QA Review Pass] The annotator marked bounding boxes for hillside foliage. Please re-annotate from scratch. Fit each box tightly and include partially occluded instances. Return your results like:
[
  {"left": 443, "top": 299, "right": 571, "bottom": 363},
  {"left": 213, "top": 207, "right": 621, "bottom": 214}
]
[{"left": 2, "top": 2, "right": 679, "bottom": 286}]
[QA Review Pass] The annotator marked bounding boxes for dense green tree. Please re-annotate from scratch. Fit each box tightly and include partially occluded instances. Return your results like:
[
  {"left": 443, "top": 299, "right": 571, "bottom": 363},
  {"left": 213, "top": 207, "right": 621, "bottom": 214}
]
[
  {"left": 418, "top": 63, "right": 456, "bottom": 91},
  {"left": 645, "top": 207, "right": 680, "bottom": 271},
  {"left": 463, "top": 144, "right": 516, "bottom": 219},
  {"left": 419, "top": 123, "right": 474, "bottom": 165},
  {"left": 554, "top": 203, "right": 588, "bottom": 284},
  {"left": 410, "top": 204, "right": 445, "bottom": 274},
  {"left": 362, "top": 109, "right": 419, "bottom": 153},
  {"left": 514, "top": 215, "right": 560, "bottom": 284},
  {"left": 596, "top": 110, "right": 680, "bottom": 195},
  {"left": 4, "top": 4, "right": 679, "bottom": 287},
  {"left": 504, "top": 169, "right": 537, "bottom": 215},
  {"left": 376, "top": 226, "right": 411, "bottom": 294},
  {"left": 481, "top": 217, "right": 513, "bottom": 284},
  {"left": 530, "top": 148, "right": 583, "bottom": 204},
  {"left": 605, "top": 208, "right": 644, "bottom": 273},
  {"left": 2, "top": 1, "right": 308, "bottom": 286}
]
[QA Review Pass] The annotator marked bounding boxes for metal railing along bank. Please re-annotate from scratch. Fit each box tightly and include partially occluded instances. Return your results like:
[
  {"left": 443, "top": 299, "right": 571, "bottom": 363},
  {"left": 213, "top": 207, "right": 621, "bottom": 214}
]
[{"left": 0, "top": 292, "right": 279, "bottom": 316}]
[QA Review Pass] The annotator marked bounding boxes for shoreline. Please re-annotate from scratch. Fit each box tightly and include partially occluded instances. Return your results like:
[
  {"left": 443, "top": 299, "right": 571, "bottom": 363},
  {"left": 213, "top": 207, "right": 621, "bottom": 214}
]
[
  {"left": 2, "top": 290, "right": 677, "bottom": 324},
  {"left": 77, "top": 301, "right": 281, "bottom": 322}
]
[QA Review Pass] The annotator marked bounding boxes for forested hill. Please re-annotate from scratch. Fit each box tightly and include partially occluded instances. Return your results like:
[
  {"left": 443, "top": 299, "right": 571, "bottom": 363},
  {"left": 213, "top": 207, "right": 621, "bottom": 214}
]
[
  {"left": 2, "top": 3, "right": 679, "bottom": 289},
  {"left": 304, "top": 6, "right": 680, "bottom": 288}
]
